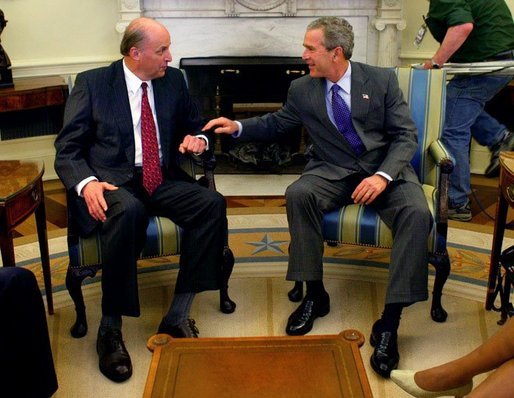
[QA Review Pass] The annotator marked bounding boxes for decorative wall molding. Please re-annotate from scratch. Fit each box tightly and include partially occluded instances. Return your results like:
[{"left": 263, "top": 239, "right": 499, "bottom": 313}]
[
  {"left": 234, "top": 0, "right": 287, "bottom": 10},
  {"left": 226, "top": 0, "right": 297, "bottom": 16},
  {"left": 141, "top": 0, "right": 377, "bottom": 18},
  {"left": 372, "top": 0, "right": 406, "bottom": 66},
  {"left": 12, "top": 57, "right": 115, "bottom": 79},
  {"left": 116, "top": 0, "right": 143, "bottom": 33},
  {"left": 139, "top": 0, "right": 388, "bottom": 66}
]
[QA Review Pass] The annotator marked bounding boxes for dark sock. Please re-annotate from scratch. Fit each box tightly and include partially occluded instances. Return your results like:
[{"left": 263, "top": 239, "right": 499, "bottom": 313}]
[
  {"left": 99, "top": 315, "right": 122, "bottom": 335},
  {"left": 305, "top": 280, "right": 327, "bottom": 299},
  {"left": 377, "top": 303, "right": 408, "bottom": 333},
  {"left": 163, "top": 292, "right": 195, "bottom": 326}
]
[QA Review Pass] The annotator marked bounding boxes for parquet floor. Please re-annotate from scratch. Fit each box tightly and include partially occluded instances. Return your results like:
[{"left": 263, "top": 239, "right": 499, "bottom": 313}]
[{"left": 12, "top": 173, "right": 514, "bottom": 243}]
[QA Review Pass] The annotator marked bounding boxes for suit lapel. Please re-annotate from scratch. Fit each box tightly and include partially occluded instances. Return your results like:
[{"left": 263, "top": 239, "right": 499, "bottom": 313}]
[
  {"left": 110, "top": 62, "right": 136, "bottom": 165},
  {"left": 152, "top": 77, "right": 171, "bottom": 166},
  {"left": 311, "top": 78, "right": 341, "bottom": 137},
  {"left": 350, "top": 62, "right": 371, "bottom": 124}
]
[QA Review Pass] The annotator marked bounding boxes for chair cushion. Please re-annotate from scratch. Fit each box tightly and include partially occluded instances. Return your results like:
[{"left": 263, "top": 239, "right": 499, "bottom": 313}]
[
  {"left": 322, "top": 184, "right": 440, "bottom": 253},
  {"left": 69, "top": 216, "right": 182, "bottom": 267}
]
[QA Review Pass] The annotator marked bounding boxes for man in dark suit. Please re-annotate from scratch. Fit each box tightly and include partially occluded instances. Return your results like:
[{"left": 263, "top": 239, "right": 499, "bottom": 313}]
[
  {"left": 54, "top": 17, "right": 228, "bottom": 382},
  {"left": 203, "top": 16, "right": 432, "bottom": 378}
]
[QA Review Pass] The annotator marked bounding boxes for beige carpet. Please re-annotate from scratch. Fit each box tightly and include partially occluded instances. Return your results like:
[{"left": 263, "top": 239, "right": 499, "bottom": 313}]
[{"left": 11, "top": 214, "right": 514, "bottom": 397}]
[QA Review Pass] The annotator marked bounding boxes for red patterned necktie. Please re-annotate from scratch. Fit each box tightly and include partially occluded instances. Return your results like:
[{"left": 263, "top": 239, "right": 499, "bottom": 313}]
[
  {"left": 331, "top": 84, "right": 365, "bottom": 155},
  {"left": 141, "top": 82, "right": 163, "bottom": 195}
]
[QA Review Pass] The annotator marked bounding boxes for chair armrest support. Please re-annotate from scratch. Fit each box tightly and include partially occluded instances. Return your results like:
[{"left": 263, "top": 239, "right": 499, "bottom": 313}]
[
  {"left": 190, "top": 148, "right": 217, "bottom": 191},
  {"left": 428, "top": 139, "right": 454, "bottom": 225},
  {"left": 428, "top": 139, "right": 455, "bottom": 175}
]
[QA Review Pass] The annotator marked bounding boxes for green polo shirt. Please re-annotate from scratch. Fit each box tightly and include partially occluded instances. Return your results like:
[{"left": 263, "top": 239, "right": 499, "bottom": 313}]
[{"left": 426, "top": 0, "right": 514, "bottom": 62}]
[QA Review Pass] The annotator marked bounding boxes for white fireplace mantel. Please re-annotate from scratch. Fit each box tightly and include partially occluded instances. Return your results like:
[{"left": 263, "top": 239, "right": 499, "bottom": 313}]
[{"left": 117, "top": 0, "right": 405, "bottom": 67}]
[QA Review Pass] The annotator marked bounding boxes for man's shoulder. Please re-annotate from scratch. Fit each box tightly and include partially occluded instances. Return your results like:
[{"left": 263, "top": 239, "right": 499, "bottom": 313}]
[
  {"left": 164, "top": 65, "right": 182, "bottom": 75},
  {"left": 76, "top": 60, "right": 122, "bottom": 81},
  {"left": 351, "top": 61, "right": 393, "bottom": 76},
  {"left": 290, "top": 73, "right": 318, "bottom": 91},
  {"left": 152, "top": 66, "right": 186, "bottom": 89}
]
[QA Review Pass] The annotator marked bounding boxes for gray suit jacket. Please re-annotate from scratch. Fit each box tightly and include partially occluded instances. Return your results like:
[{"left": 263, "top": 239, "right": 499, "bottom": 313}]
[
  {"left": 240, "top": 61, "right": 420, "bottom": 184},
  {"left": 54, "top": 60, "right": 205, "bottom": 235}
]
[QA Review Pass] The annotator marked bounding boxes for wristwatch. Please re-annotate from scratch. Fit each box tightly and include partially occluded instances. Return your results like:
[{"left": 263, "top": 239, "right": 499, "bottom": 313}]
[{"left": 430, "top": 59, "right": 441, "bottom": 69}]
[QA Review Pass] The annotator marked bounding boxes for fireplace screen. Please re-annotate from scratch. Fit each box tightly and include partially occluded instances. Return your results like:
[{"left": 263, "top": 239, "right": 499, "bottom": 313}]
[{"left": 180, "top": 56, "right": 310, "bottom": 173}]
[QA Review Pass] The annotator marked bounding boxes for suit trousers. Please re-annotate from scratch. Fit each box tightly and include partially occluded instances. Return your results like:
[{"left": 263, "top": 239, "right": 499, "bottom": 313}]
[
  {"left": 285, "top": 173, "right": 431, "bottom": 305},
  {"left": 99, "top": 176, "right": 227, "bottom": 317},
  {"left": 0, "top": 267, "right": 58, "bottom": 398}
]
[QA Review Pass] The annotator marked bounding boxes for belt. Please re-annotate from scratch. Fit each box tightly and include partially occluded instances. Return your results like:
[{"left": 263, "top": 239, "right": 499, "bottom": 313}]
[{"left": 487, "top": 49, "right": 514, "bottom": 61}]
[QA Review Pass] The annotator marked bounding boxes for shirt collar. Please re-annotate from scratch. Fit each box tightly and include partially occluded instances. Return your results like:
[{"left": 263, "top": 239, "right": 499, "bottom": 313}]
[
  {"left": 326, "top": 61, "right": 352, "bottom": 95},
  {"left": 123, "top": 59, "right": 152, "bottom": 94}
]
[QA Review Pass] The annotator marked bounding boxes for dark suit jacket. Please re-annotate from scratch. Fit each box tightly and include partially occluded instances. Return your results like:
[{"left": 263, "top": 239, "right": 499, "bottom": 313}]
[
  {"left": 54, "top": 59, "right": 206, "bottom": 235},
  {"left": 240, "top": 61, "right": 420, "bottom": 184}
]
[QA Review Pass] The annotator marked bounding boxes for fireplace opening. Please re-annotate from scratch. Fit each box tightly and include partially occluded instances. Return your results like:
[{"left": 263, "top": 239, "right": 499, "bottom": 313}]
[{"left": 180, "top": 56, "right": 310, "bottom": 173}]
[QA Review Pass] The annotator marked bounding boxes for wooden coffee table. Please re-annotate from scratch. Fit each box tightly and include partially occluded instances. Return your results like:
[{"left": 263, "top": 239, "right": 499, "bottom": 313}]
[{"left": 144, "top": 329, "right": 373, "bottom": 398}]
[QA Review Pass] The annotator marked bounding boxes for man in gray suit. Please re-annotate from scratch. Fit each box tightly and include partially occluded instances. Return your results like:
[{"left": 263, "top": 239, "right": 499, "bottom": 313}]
[
  {"left": 204, "top": 17, "right": 432, "bottom": 378},
  {"left": 55, "top": 17, "right": 228, "bottom": 382}
]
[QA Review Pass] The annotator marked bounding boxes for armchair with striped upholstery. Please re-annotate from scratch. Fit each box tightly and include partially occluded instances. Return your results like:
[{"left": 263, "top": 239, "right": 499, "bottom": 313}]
[
  {"left": 65, "top": 152, "right": 236, "bottom": 338},
  {"left": 289, "top": 67, "right": 454, "bottom": 323}
]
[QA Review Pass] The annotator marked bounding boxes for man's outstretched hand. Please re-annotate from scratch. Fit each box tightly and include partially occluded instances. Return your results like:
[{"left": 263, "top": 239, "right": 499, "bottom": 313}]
[{"left": 202, "top": 117, "right": 239, "bottom": 135}]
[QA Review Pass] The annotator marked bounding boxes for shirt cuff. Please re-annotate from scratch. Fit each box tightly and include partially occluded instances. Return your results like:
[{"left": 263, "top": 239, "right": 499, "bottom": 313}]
[
  {"left": 195, "top": 134, "right": 210, "bottom": 151},
  {"left": 76, "top": 176, "right": 98, "bottom": 197},
  {"left": 375, "top": 171, "right": 392, "bottom": 183},
  {"left": 233, "top": 121, "right": 243, "bottom": 138}
]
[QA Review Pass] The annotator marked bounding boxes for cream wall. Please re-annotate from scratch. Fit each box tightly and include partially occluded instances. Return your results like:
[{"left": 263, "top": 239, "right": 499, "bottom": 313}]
[{"left": 1, "top": 0, "right": 120, "bottom": 77}]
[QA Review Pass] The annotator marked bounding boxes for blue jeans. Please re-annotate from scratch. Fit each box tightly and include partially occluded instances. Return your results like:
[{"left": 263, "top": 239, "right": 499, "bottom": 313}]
[{"left": 442, "top": 73, "right": 514, "bottom": 206}]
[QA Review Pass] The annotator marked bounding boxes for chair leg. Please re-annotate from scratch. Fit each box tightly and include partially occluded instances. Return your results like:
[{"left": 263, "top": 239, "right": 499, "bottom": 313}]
[
  {"left": 66, "top": 265, "right": 100, "bottom": 338},
  {"left": 288, "top": 281, "right": 304, "bottom": 302},
  {"left": 220, "top": 247, "right": 236, "bottom": 314},
  {"left": 429, "top": 252, "right": 450, "bottom": 323}
]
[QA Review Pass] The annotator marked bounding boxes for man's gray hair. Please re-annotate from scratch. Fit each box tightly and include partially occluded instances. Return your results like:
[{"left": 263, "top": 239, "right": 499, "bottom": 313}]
[{"left": 307, "top": 17, "right": 354, "bottom": 59}]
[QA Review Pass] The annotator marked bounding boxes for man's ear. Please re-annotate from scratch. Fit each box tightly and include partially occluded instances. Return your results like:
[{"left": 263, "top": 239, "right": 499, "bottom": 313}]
[{"left": 129, "top": 47, "right": 141, "bottom": 60}]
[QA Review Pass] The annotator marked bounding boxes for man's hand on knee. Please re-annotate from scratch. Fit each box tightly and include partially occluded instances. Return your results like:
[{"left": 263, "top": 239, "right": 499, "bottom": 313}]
[{"left": 83, "top": 181, "right": 118, "bottom": 222}]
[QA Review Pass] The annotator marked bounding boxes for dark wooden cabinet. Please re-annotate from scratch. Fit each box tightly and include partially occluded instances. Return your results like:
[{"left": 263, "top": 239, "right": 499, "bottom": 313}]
[{"left": 0, "top": 76, "right": 68, "bottom": 140}]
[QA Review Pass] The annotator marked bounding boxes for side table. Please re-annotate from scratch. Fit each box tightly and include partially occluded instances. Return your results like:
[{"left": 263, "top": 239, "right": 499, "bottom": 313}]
[
  {"left": 485, "top": 151, "right": 514, "bottom": 323},
  {"left": 0, "top": 76, "right": 68, "bottom": 140},
  {"left": 0, "top": 160, "right": 53, "bottom": 314},
  {"left": 144, "top": 330, "right": 373, "bottom": 398}
]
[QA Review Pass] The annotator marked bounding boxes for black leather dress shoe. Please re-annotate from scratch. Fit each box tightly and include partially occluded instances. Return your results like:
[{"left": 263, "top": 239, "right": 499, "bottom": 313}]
[
  {"left": 369, "top": 323, "right": 399, "bottom": 378},
  {"left": 285, "top": 293, "right": 330, "bottom": 336},
  {"left": 485, "top": 130, "right": 514, "bottom": 178},
  {"left": 96, "top": 328, "right": 132, "bottom": 382},
  {"left": 158, "top": 318, "right": 199, "bottom": 338}
]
